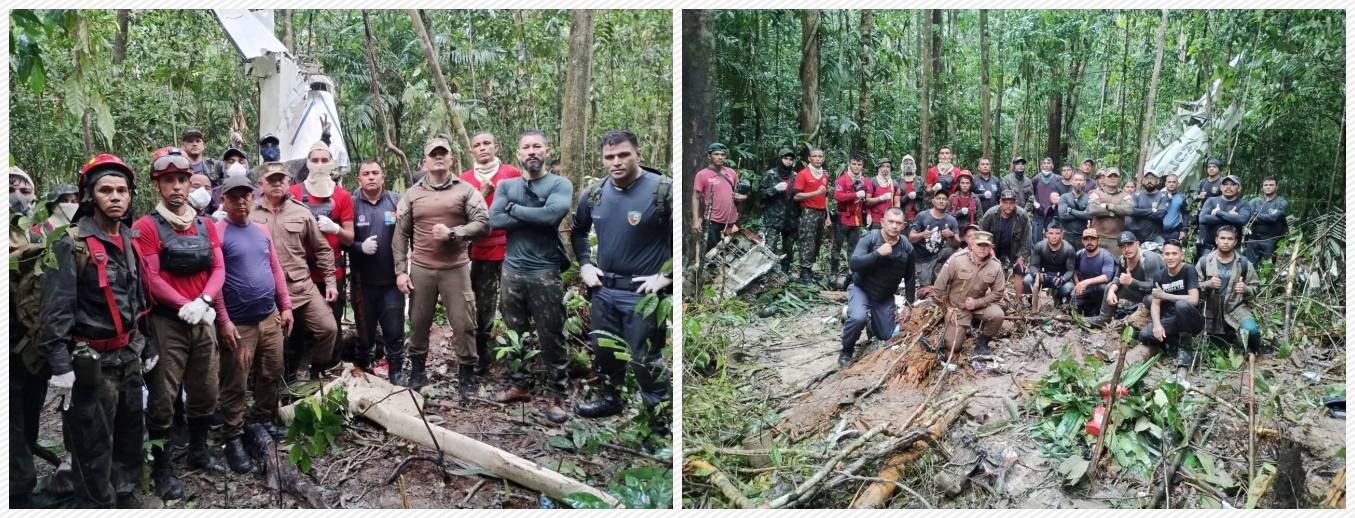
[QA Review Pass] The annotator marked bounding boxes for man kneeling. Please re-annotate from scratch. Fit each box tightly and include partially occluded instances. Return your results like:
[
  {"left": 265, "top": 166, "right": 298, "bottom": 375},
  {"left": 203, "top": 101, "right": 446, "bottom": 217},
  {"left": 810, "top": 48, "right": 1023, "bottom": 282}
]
[
  {"left": 929, "top": 231, "right": 1006, "bottom": 356},
  {"left": 839, "top": 208, "right": 914, "bottom": 367}
]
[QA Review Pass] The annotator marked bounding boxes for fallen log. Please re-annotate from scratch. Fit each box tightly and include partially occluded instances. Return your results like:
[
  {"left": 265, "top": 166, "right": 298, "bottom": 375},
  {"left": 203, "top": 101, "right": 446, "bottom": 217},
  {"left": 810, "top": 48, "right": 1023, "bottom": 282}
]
[
  {"left": 1322, "top": 466, "right": 1345, "bottom": 508},
  {"left": 280, "top": 366, "right": 620, "bottom": 508},
  {"left": 762, "top": 423, "right": 888, "bottom": 508},
  {"left": 849, "top": 390, "right": 975, "bottom": 508},
  {"left": 685, "top": 458, "right": 757, "bottom": 509}
]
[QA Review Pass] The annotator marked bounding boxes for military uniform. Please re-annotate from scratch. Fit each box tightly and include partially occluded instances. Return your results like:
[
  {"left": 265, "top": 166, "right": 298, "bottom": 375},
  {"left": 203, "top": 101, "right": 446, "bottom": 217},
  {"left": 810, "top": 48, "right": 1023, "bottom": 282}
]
[
  {"left": 10, "top": 209, "right": 49, "bottom": 505},
  {"left": 757, "top": 159, "right": 800, "bottom": 272},
  {"left": 1196, "top": 251, "right": 1261, "bottom": 352}
]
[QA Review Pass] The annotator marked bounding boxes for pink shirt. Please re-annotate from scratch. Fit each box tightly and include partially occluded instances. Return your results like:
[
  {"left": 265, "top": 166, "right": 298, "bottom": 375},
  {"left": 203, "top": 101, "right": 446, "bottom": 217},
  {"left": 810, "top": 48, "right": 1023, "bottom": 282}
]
[{"left": 693, "top": 166, "right": 739, "bottom": 224}]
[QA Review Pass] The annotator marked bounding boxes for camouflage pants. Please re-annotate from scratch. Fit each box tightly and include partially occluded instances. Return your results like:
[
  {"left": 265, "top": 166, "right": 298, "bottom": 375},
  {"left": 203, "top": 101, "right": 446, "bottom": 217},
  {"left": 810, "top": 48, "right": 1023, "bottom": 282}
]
[
  {"left": 471, "top": 260, "right": 503, "bottom": 365},
  {"left": 797, "top": 209, "right": 827, "bottom": 276},
  {"left": 764, "top": 226, "right": 796, "bottom": 272},
  {"left": 830, "top": 223, "right": 863, "bottom": 277},
  {"left": 499, "top": 269, "right": 568, "bottom": 394}
]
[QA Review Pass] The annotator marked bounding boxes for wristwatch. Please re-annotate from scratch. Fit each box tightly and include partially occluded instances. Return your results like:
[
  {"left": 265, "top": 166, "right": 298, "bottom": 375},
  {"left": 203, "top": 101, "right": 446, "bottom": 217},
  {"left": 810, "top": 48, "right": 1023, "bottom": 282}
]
[
  {"left": 199, "top": 294, "right": 213, "bottom": 305},
  {"left": 447, "top": 228, "right": 458, "bottom": 242}
]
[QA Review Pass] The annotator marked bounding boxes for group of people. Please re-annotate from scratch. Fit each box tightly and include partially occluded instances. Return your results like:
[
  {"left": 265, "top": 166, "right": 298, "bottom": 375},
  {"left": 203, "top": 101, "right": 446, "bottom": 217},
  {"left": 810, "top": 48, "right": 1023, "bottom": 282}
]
[
  {"left": 693, "top": 145, "right": 1287, "bottom": 382},
  {"left": 9, "top": 127, "right": 672, "bottom": 508}
]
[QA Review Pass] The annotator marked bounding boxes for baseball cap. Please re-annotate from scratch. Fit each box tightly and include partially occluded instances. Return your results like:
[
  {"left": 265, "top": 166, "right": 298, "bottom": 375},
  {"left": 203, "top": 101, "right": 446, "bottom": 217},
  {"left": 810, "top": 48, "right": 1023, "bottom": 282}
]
[
  {"left": 1000, "top": 190, "right": 1017, "bottom": 200},
  {"left": 222, "top": 148, "right": 247, "bottom": 162},
  {"left": 424, "top": 137, "right": 451, "bottom": 156},
  {"left": 972, "top": 231, "right": 994, "bottom": 246},
  {"left": 1082, "top": 158, "right": 1096, "bottom": 166},
  {"left": 1011, "top": 156, "right": 1027, "bottom": 165},
  {"left": 181, "top": 128, "right": 204, "bottom": 141},
  {"left": 778, "top": 147, "right": 795, "bottom": 158},
  {"left": 221, "top": 174, "right": 255, "bottom": 195},
  {"left": 1221, "top": 175, "right": 1241, "bottom": 185},
  {"left": 259, "top": 134, "right": 280, "bottom": 147},
  {"left": 707, "top": 142, "right": 727, "bottom": 154},
  {"left": 1100, "top": 168, "right": 1122, "bottom": 177},
  {"left": 1142, "top": 169, "right": 1158, "bottom": 177},
  {"left": 1082, "top": 228, "right": 1099, "bottom": 239},
  {"left": 259, "top": 161, "right": 289, "bottom": 179},
  {"left": 1117, "top": 231, "right": 1139, "bottom": 245}
]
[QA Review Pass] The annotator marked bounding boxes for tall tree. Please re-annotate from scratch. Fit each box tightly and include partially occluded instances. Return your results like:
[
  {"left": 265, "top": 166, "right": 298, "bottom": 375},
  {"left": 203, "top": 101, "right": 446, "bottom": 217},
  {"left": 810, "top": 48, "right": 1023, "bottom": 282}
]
[
  {"left": 409, "top": 9, "right": 472, "bottom": 166},
  {"left": 113, "top": 10, "right": 129, "bottom": 65},
  {"left": 559, "top": 9, "right": 594, "bottom": 189},
  {"left": 853, "top": 9, "right": 872, "bottom": 155},
  {"left": 361, "top": 10, "right": 411, "bottom": 177},
  {"left": 1135, "top": 9, "right": 1170, "bottom": 176},
  {"left": 929, "top": 9, "right": 944, "bottom": 149},
  {"left": 919, "top": 9, "right": 933, "bottom": 172},
  {"left": 683, "top": 9, "right": 715, "bottom": 264},
  {"left": 980, "top": 9, "right": 992, "bottom": 158},
  {"left": 798, "top": 10, "right": 821, "bottom": 144}
]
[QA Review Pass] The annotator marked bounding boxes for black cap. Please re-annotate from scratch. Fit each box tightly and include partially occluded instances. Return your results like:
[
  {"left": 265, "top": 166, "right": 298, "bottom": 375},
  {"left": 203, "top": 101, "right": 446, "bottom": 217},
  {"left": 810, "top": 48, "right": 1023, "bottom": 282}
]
[
  {"left": 1000, "top": 189, "right": 1017, "bottom": 200},
  {"left": 181, "top": 128, "right": 204, "bottom": 141},
  {"left": 1142, "top": 170, "right": 1158, "bottom": 177},
  {"left": 962, "top": 223, "right": 982, "bottom": 234},
  {"left": 1222, "top": 174, "right": 1241, "bottom": 185},
  {"left": 1011, "top": 156, "right": 1027, "bottom": 165},
  {"left": 222, "top": 148, "right": 247, "bottom": 162},
  {"left": 1117, "top": 231, "right": 1139, "bottom": 245},
  {"left": 778, "top": 147, "right": 795, "bottom": 158},
  {"left": 1206, "top": 158, "right": 1222, "bottom": 167},
  {"left": 706, "top": 143, "right": 727, "bottom": 154},
  {"left": 259, "top": 133, "right": 279, "bottom": 146}
]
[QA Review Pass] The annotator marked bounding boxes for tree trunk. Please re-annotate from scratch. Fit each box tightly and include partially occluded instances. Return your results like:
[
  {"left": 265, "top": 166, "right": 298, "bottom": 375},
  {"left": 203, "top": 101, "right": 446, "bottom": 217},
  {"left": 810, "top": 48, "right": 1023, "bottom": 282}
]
[
  {"left": 408, "top": 9, "right": 472, "bottom": 167},
  {"left": 1135, "top": 9, "right": 1170, "bottom": 177},
  {"left": 799, "top": 10, "right": 821, "bottom": 144},
  {"left": 1115, "top": 14, "right": 1132, "bottom": 168},
  {"left": 559, "top": 9, "right": 594, "bottom": 190},
  {"left": 980, "top": 10, "right": 992, "bottom": 158},
  {"left": 930, "top": 9, "right": 944, "bottom": 149},
  {"left": 683, "top": 10, "right": 715, "bottom": 265},
  {"left": 994, "top": 14, "right": 1004, "bottom": 162},
  {"left": 919, "top": 10, "right": 933, "bottom": 172},
  {"left": 281, "top": 10, "right": 293, "bottom": 53},
  {"left": 1045, "top": 93, "right": 1062, "bottom": 162},
  {"left": 113, "top": 10, "right": 129, "bottom": 65},
  {"left": 361, "top": 11, "right": 412, "bottom": 178},
  {"left": 853, "top": 10, "right": 872, "bottom": 155}
]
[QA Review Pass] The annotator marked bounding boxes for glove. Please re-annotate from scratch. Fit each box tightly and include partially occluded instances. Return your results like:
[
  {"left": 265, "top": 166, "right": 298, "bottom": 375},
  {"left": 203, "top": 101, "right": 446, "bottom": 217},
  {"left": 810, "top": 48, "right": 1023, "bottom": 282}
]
[
  {"left": 178, "top": 298, "right": 210, "bottom": 325},
  {"left": 633, "top": 273, "right": 673, "bottom": 294},
  {"left": 908, "top": 191, "right": 917, "bottom": 199},
  {"left": 879, "top": 192, "right": 893, "bottom": 201},
  {"left": 360, "top": 235, "right": 378, "bottom": 255},
  {"left": 143, "top": 355, "right": 159, "bottom": 374},
  {"left": 931, "top": 183, "right": 942, "bottom": 192},
  {"left": 1033, "top": 201, "right": 1041, "bottom": 210},
  {"left": 774, "top": 181, "right": 788, "bottom": 192},
  {"left": 317, "top": 215, "right": 341, "bottom": 234},
  {"left": 984, "top": 191, "right": 993, "bottom": 199},
  {"left": 958, "top": 207, "right": 969, "bottom": 216},
  {"left": 580, "top": 263, "right": 603, "bottom": 288},
  {"left": 856, "top": 190, "right": 866, "bottom": 199},
  {"left": 49, "top": 371, "right": 74, "bottom": 410},
  {"left": 211, "top": 209, "right": 227, "bottom": 222}
]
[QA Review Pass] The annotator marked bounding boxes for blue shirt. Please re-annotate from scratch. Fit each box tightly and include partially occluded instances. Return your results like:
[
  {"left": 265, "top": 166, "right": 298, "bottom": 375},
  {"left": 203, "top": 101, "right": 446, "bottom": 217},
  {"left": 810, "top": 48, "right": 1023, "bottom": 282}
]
[
  {"left": 1075, "top": 248, "right": 1116, "bottom": 284},
  {"left": 351, "top": 190, "right": 400, "bottom": 286},
  {"left": 572, "top": 171, "right": 671, "bottom": 277},
  {"left": 221, "top": 221, "right": 278, "bottom": 326}
]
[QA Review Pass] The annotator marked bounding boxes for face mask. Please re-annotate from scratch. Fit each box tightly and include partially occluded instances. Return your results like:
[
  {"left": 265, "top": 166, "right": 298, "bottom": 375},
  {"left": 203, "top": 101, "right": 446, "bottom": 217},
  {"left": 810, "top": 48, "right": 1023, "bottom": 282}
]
[
  {"left": 902, "top": 164, "right": 916, "bottom": 174},
  {"left": 226, "top": 163, "right": 248, "bottom": 178},
  {"left": 309, "top": 161, "right": 336, "bottom": 178},
  {"left": 261, "top": 146, "right": 281, "bottom": 162},
  {"left": 187, "top": 187, "right": 212, "bottom": 211},
  {"left": 10, "top": 192, "right": 32, "bottom": 218},
  {"left": 58, "top": 202, "right": 79, "bottom": 222}
]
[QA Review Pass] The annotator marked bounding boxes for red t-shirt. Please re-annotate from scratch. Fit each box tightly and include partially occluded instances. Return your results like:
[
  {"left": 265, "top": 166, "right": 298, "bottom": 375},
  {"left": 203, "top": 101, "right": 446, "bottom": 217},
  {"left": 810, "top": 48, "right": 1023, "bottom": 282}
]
[
  {"left": 866, "top": 176, "right": 900, "bottom": 226},
  {"left": 693, "top": 166, "right": 740, "bottom": 224},
  {"left": 289, "top": 183, "right": 354, "bottom": 283},
  {"left": 793, "top": 168, "right": 829, "bottom": 210},
  {"left": 132, "top": 214, "right": 226, "bottom": 309},
  {"left": 832, "top": 173, "right": 869, "bottom": 227},
  {"left": 460, "top": 163, "right": 523, "bottom": 261}
]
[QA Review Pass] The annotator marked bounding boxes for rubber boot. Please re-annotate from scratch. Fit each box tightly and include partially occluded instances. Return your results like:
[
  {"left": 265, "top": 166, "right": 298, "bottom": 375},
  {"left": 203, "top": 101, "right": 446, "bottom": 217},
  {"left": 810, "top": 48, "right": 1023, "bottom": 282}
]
[
  {"left": 388, "top": 356, "right": 406, "bottom": 387},
  {"left": 974, "top": 335, "right": 993, "bottom": 356},
  {"left": 149, "top": 429, "right": 183, "bottom": 501},
  {"left": 186, "top": 418, "right": 227, "bottom": 473},
  {"left": 575, "top": 386, "right": 624, "bottom": 419},
  {"left": 224, "top": 436, "right": 253, "bottom": 474},
  {"left": 457, "top": 363, "right": 477, "bottom": 401},
  {"left": 838, "top": 347, "right": 853, "bottom": 369},
  {"left": 407, "top": 355, "right": 427, "bottom": 391},
  {"left": 546, "top": 394, "right": 570, "bottom": 424}
]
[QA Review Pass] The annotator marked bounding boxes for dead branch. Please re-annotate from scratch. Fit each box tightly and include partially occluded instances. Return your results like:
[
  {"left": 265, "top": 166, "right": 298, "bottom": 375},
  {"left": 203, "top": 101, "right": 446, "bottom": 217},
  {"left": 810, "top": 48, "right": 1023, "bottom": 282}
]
[
  {"left": 685, "top": 458, "right": 757, "bottom": 509},
  {"left": 1149, "top": 388, "right": 1217, "bottom": 508},
  {"left": 359, "top": 11, "right": 411, "bottom": 175},
  {"left": 837, "top": 472, "right": 933, "bottom": 508},
  {"left": 245, "top": 423, "right": 329, "bottom": 508},
  {"left": 848, "top": 391, "right": 974, "bottom": 508},
  {"left": 762, "top": 423, "right": 888, "bottom": 508}
]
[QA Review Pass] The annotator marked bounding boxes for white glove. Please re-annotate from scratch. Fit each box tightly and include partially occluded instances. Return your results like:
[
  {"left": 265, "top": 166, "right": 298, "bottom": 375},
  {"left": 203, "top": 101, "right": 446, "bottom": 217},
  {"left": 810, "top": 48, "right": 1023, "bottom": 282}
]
[
  {"left": 958, "top": 207, "right": 969, "bottom": 216},
  {"left": 143, "top": 355, "right": 159, "bottom": 373},
  {"left": 908, "top": 191, "right": 917, "bottom": 199},
  {"left": 360, "top": 235, "right": 378, "bottom": 255},
  {"left": 580, "top": 263, "right": 603, "bottom": 288},
  {"left": 774, "top": 181, "right": 788, "bottom": 192},
  {"left": 931, "top": 183, "right": 943, "bottom": 192},
  {"left": 984, "top": 191, "right": 993, "bottom": 199},
  {"left": 855, "top": 190, "right": 866, "bottom": 200},
  {"left": 879, "top": 192, "right": 893, "bottom": 201},
  {"left": 1033, "top": 201, "right": 1041, "bottom": 210},
  {"left": 211, "top": 209, "right": 227, "bottom": 222},
  {"left": 49, "top": 371, "right": 74, "bottom": 410},
  {"left": 633, "top": 274, "right": 673, "bottom": 294},
  {"left": 317, "top": 215, "right": 341, "bottom": 234},
  {"left": 179, "top": 298, "right": 210, "bottom": 325},
  {"left": 202, "top": 307, "right": 216, "bottom": 326}
]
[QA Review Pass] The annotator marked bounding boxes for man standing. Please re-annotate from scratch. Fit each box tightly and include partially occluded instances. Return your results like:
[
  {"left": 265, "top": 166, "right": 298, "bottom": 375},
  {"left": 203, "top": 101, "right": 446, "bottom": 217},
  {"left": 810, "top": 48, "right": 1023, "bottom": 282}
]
[
  {"left": 865, "top": 157, "right": 898, "bottom": 229},
  {"left": 1244, "top": 177, "right": 1288, "bottom": 265},
  {"left": 350, "top": 160, "right": 404, "bottom": 378},
  {"left": 394, "top": 138, "right": 490, "bottom": 395},
  {"left": 1057, "top": 171, "right": 1092, "bottom": 238},
  {"left": 692, "top": 143, "right": 742, "bottom": 253},
  {"left": 793, "top": 149, "right": 831, "bottom": 284},
  {"left": 10, "top": 168, "right": 52, "bottom": 508},
  {"left": 1024, "top": 223, "right": 1076, "bottom": 306},
  {"left": 258, "top": 134, "right": 282, "bottom": 164},
  {"left": 897, "top": 155, "right": 924, "bottom": 222},
  {"left": 1087, "top": 168, "right": 1134, "bottom": 260},
  {"left": 1197, "top": 226, "right": 1261, "bottom": 353},
  {"left": 1000, "top": 156, "right": 1032, "bottom": 210},
  {"left": 1197, "top": 175, "right": 1252, "bottom": 259},
  {"left": 1127, "top": 171, "right": 1168, "bottom": 244},
  {"left": 909, "top": 191, "right": 960, "bottom": 288},
  {"left": 757, "top": 148, "right": 801, "bottom": 272},
  {"left": 288, "top": 142, "right": 355, "bottom": 368},
  {"left": 1193, "top": 158, "right": 1225, "bottom": 206},
  {"left": 181, "top": 128, "right": 222, "bottom": 185},
  {"left": 929, "top": 231, "right": 1006, "bottom": 356},
  {"left": 972, "top": 158, "right": 1001, "bottom": 215},
  {"left": 250, "top": 162, "right": 339, "bottom": 384},
  {"left": 1029, "top": 157, "right": 1063, "bottom": 248},
  {"left": 1139, "top": 241, "right": 1204, "bottom": 384},
  {"left": 926, "top": 147, "right": 959, "bottom": 195},
  {"left": 1069, "top": 228, "right": 1116, "bottom": 317},
  {"left": 978, "top": 190, "right": 1031, "bottom": 283},
  {"left": 830, "top": 155, "right": 870, "bottom": 283},
  {"left": 840, "top": 208, "right": 914, "bottom": 367},
  {"left": 132, "top": 147, "right": 229, "bottom": 499},
  {"left": 488, "top": 131, "right": 574, "bottom": 421},
  {"left": 38, "top": 155, "right": 154, "bottom": 508},
  {"left": 460, "top": 131, "right": 522, "bottom": 373},
  {"left": 572, "top": 130, "right": 672, "bottom": 438},
  {"left": 30, "top": 183, "right": 80, "bottom": 238},
  {"left": 1089, "top": 232, "right": 1164, "bottom": 327},
  {"left": 211, "top": 175, "right": 294, "bottom": 473},
  {"left": 1161, "top": 174, "right": 1190, "bottom": 243}
]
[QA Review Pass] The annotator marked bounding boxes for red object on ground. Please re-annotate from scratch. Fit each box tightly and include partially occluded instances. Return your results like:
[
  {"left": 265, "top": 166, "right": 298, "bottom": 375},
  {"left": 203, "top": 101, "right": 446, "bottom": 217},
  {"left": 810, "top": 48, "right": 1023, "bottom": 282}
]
[
  {"left": 1099, "top": 383, "right": 1129, "bottom": 400},
  {"left": 1086, "top": 406, "right": 1107, "bottom": 437}
]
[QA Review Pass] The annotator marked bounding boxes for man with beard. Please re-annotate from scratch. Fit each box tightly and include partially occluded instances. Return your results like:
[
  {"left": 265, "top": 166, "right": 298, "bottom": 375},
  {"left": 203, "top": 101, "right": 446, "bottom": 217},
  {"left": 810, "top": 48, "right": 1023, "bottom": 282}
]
[
  {"left": 460, "top": 131, "right": 522, "bottom": 373},
  {"left": 1138, "top": 241, "right": 1205, "bottom": 384},
  {"left": 1057, "top": 171, "right": 1092, "bottom": 238},
  {"left": 971, "top": 158, "right": 1001, "bottom": 215},
  {"left": 1029, "top": 157, "right": 1062, "bottom": 250},
  {"left": 999, "top": 156, "right": 1032, "bottom": 210},
  {"left": 180, "top": 128, "right": 223, "bottom": 185},
  {"left": 288, "top": 142, "right": 355, "bottom": 373},
  {"left": 394, "top": 138, "right": 490, "bottom": 395},
  {"left": 30, "top": 183, "right": 80, "bottom": 238},
  {"left": 1127, "top": 170, "right": 1168, "bottom": 244},
  {"left": 896, "top": 155, "right": 924, "bottom": 222},
  {"left": 793, "top": 149, "right": 831, "bottom": 285},
  {"left": 758, "top": 148, "right": 801, "bottom": 271},
  {"left": 1161, "top": 174, "right": 1190, "bottom": 243},
  {"left": 1069, "top": 228, "right": 1115, "bottom": 317},
  {"left": 948, "top": 173, "right": 982, "bottom": 226},
  {"left": 926, "top": 147, "right": 960, "bottom": 195},
  {"left": 839, "top": 208, "right": 914, "bottom": 367},
  {"left": 928, "top": 231, "right": 1006, "bottom": 356},
  {"left": 1087, "top": 167, "right": 1134, "bottom": 260},
  {"left": 572, "top": 130, "right": 672, "bottom": 440},
  {"left": 132, "top": 147, "right": 229, "bottom": 499},
  {"left": 1088, "top": 232, "right": 1164, "bottom": 328},
  {"left": 489, "top": 131, "right": 573, "bottom": 421},
  {"left": 1024, "top": 223, "right": 1076, "bottom": 307},
  {"left": 350, "top": 160, "right": 404, "bottom": 378},
  {"left": 830, "top": 155, "right": 870, "bottom": 284},
  {"left": 1244, "top": 177, "right": 1288, "bottom": 266},
  {"left": 865, "top": 157, "right": 898, "bottom": 229},
  {"left": 1197, "top": 175, "right": 1252, "bottom": 258},
  {"left": 978, "top": 190, "right": 1031, "bottom": 286},
  {"left": 909, "top": 190, "right": 960, "bottom": 288},
  {"left": 37, "top": 155, "right": 155, "bottom": 508},
  {"left": 692, "top": 143, "right": 742, "bottom": 253},
  {"left": 1196, "top": 226, "right": 1261, "bottom": 354}
]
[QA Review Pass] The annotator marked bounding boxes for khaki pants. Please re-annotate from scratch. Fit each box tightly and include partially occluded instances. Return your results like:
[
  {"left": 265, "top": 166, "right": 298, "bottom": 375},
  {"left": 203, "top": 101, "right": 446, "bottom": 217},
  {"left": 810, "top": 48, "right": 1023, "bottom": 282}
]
[
  {"left": 942, "top": 305, "right": 1005, "bottom": 352},
  {"left": 408, "top": 263, "right": 477, "bottom": 364},
  {"left": 287, "top": 281, "right": 337, "bottom": 373},
  {"left": 218, "top": 311, "right": 285, "bottom": 438},
  {"left": 146, "top": 313, "right": 219, "bottom": 432}
]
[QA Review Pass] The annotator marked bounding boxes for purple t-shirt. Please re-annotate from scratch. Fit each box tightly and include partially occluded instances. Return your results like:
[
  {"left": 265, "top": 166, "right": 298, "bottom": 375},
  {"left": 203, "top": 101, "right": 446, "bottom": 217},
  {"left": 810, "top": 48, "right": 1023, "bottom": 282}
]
[
  {"left": 221, "top": 221, "right": 279, "bottom": 326},
  {"left": 1075, "top": 248, "right": 1116, "bottom": 283},
  {"left": 694, "top": 166, "right": 739, "bottom": 224}
]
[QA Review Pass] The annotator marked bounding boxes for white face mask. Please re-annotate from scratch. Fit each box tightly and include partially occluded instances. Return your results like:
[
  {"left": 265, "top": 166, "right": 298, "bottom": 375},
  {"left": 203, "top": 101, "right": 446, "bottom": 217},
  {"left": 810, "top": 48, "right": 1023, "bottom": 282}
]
[
  {"left": 310, "top": 161, "right": 336, "bottom": 178},
  {"left": 226, "top": 163, "right": 248, "bottom": 178},
  {"left": 57, "top": 202, "right": 79, "bottom": 221},
  {"left": 187, "top": 187, "right": 212, "bottom": 211}
]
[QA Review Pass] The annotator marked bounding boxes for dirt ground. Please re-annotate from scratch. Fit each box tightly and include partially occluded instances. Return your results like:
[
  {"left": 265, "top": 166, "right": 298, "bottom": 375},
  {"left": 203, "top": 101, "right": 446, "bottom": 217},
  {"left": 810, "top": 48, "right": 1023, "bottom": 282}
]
[
  {"left": 700, "top": 296, "right": 1345, "bottom": 509},
  {"left": 31, "top": 324, "right": 665, "bottom": 509}
]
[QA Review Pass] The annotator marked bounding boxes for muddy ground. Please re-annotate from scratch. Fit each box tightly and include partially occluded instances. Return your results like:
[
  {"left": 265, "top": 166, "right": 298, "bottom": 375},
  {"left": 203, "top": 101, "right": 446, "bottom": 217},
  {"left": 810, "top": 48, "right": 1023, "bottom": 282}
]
[
  {"left": 30, "top": 324, "right": 668, "bottom": 509},
  {"left": 689, "top": 296, "right": 1345, "bottom": 509}
]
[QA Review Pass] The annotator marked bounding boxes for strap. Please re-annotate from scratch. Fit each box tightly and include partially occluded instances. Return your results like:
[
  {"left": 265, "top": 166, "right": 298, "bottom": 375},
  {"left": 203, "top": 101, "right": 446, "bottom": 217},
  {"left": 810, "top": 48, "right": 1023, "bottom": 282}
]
[
  {"left": 83, "top": 235, "right": 125, "bottom": 338},
  {"left": 654, "top": 175, "right": 672, "bottom": 223}
]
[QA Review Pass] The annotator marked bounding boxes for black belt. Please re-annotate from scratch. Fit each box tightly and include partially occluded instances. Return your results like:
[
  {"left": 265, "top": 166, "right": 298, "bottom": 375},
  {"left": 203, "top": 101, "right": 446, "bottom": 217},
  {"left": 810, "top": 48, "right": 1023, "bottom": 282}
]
[{"left": 602, "top": 275, "right": 638, "bottom": 291}]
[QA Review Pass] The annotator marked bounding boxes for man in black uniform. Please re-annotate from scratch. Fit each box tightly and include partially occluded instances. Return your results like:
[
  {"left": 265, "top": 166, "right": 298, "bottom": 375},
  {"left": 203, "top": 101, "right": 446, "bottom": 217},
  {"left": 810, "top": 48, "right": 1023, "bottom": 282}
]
[
  {"left": 839, "top": 207, "right": 914, "bottom": 367},
  {"left": 39, "top": 154, "right": 156, "bottom": 508},
  {"left": 571, "top": 130, "right": 672, "bottom": 438},
  {"left": 757, "top": 147, "right": 800, "bottom": 272},
  {"left": 1244, "top": 177, "right": 1288, "bottom": 265}
]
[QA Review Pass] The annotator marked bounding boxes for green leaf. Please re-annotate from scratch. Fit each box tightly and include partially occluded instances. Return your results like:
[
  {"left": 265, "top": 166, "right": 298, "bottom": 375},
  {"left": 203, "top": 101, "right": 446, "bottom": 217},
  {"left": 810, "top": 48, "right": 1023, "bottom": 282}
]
[
  {"left": 1057, "top": 455, "right": 1089, "bottom": 485},
  {"left": 548, "top": 435, "right": 574, "bottom": 450}
]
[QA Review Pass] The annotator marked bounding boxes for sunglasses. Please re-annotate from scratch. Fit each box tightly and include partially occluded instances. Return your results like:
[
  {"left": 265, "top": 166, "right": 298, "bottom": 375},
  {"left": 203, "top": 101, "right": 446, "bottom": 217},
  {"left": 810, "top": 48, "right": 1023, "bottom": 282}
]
[{"left": 152, "top": 148, "right": 192, "bottom": 173}]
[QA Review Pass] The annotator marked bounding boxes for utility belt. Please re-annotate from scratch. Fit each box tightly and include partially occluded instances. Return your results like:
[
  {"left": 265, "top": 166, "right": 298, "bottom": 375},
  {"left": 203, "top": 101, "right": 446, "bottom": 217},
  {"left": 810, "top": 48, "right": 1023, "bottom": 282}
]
[
  {"left": 74, "top": 332, "right": 131, "bottom": 353},
  {"left": 601, "top": 273, "right": 640, "bottom": 291}
]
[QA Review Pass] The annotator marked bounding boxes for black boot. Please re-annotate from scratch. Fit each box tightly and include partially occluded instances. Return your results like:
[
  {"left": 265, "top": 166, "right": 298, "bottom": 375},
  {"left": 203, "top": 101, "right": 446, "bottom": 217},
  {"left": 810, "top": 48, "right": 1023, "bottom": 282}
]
[
  {"left": 838, "top": 347, "right": 854, "bottom": 369},
  {"left": 457, "top": 363, "right": 477, "bottom": 401},
  {"left": 149, "top": 430, "right": 183, "bottom": 501},
  {"left": 224, "top": 436, "right": 253, "bottom": 474},
  {"left": 186, "top": 418, "right": 227, "bottom": 473},
  {"left": 407, "top": 355, "right": 427, "bottom": 391},
  {"left": 575, "top": 387, "right": 624, "bottom": 419},
  {"left": 388, "top": 356, "right": 406, "bottom": 387},
  {"left": 974, "top": 335, "right": 993, "bottom": 356},
  {"left": 546, "top": 394, "right": 570, "bottom": 424}
]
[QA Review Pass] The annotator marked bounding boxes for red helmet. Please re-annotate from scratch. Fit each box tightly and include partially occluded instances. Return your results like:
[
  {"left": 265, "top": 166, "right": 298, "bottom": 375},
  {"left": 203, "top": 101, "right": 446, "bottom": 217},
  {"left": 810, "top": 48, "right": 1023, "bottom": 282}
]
[
  {"left": 78, "top": 153, "right": 136, "bottom": 195},
  {"left": 149, "top": 146, "right": 193, "bottom": 178}
]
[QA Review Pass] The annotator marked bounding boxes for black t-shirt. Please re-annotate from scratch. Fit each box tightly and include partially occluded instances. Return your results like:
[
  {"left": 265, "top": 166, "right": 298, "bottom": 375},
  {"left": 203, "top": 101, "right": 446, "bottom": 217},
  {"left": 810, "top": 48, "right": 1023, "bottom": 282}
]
[
  {"left": 910, "top": 210, "right": 958, "bottom": 259},
  {"left": 1154, "top": 264, "right": 1198, "bottom": 320}
]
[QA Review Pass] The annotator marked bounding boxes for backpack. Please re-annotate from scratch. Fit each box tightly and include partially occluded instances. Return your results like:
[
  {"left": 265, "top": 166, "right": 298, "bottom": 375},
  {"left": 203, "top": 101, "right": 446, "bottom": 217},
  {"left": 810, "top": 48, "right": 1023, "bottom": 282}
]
[{"left": 585, "top": 168, "right": 672, "bottom": 227}]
